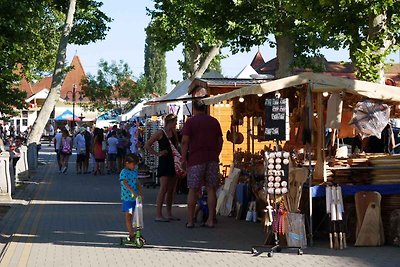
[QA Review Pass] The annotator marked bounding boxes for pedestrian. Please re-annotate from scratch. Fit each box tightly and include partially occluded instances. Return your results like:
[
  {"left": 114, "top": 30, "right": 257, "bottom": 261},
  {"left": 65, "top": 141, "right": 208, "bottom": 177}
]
[
  {"left": 116, "top": 130, "right": 129, "bottom": 172},
  {"left": 54, "top": 128, "right": 63, "bottom": 172},
  {"left": 92, "top": 128, "right": 106, "bottom": 175},
  {"left": 48, "top": 123, "right": 54, "bottom": 146},
  {"left": 129, "top": 121, "right": 140, "bottom": 154},
  {"left": 181, "top": 100, "right": 223, "bottom": 228},
  {"left": 120, "top": 154, "right": 143, "bottom": 241},
  {"left": 107, "top": 131, "right": 118, "bottom": 174},
  {"left": 144, "top": 114, "right": 180, "bottom": 222},
  {"left": 11, "top": 136, "right": 23, "bottom": 174},
  {"left": 83, "top": 126, "right": 92, "bottom": 174},
  {"left": 60, "top": 128, "right": 73, "bottom": 174},
  {"left": 74, "top": 127, "right": 86, "bottom": 174}
]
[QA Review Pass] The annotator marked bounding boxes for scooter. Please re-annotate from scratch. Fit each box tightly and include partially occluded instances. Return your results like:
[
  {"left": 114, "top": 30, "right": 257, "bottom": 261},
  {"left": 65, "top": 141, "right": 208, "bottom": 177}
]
[{"left": 120, "top": 196, "right": 146, "bottom": 248}]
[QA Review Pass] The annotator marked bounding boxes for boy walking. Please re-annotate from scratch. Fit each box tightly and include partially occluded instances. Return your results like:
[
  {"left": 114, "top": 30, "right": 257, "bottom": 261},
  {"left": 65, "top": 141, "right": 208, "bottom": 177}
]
[{"left": 120, "top": 154, "right": 143, "bottom": 241}]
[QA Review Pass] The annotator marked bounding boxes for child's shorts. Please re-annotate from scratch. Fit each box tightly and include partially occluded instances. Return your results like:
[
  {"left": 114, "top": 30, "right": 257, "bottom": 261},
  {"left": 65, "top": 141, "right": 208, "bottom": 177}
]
[{"left": 122, "top": 200, "right": 136, "bottom": 213}]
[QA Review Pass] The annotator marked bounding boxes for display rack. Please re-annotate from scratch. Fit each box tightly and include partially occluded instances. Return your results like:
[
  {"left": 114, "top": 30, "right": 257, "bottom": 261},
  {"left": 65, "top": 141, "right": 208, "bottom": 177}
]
[{"left": 251, "top": 144, "right": 303, "bottom": 257}]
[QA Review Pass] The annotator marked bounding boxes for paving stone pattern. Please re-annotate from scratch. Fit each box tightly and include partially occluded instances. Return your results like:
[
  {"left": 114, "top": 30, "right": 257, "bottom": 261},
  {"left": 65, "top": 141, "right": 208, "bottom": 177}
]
[{"left": 0, "top": 147, "right": 399, "bottom": 266}]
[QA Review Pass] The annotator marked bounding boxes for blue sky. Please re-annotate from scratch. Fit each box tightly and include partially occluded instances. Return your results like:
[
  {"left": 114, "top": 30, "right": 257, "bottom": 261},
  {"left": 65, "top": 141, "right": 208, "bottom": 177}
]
[{"left": 67, "top": 0, "right": 399, "bottom": 92}]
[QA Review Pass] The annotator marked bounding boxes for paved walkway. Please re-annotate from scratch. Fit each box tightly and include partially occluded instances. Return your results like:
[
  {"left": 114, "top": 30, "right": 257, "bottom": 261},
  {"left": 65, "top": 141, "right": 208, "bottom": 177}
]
[{"left": 0, "top": 147, "right": 399, "bottom": 267}]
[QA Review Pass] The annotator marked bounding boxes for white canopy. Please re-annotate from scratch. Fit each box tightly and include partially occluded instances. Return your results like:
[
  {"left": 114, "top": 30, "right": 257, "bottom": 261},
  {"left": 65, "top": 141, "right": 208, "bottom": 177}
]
[
  {"left": 146, "top": 79, "right": 193, "bottom": 104},
  {"left": 235, "top": 65, "right": 258, "bottom": 79},
  {"left": 117, "top": 100, "right": 146, "bottom": 122},
  {"left": 202, "top": 72, "right": 400, "bottom": 105},
  {"left": 26, "top": 88, "right": 65, "bottom": 103}
]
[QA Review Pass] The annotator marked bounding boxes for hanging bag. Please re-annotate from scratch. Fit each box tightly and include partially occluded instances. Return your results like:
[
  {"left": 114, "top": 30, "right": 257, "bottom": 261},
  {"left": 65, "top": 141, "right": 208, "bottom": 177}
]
[{"left": 162, "top": 129, "right": 186, "bottom": 178}]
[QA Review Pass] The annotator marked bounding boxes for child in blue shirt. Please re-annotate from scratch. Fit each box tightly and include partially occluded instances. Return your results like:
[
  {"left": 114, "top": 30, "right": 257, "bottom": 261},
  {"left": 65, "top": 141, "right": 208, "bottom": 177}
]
[{"left": 120, "top": 154, "right": 143, "bottom": 241}]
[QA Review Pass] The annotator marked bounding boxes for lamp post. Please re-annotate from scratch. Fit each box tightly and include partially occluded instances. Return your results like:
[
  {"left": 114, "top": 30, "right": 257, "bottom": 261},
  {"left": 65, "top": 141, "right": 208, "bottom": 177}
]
[{"left": 65, "top": 84, "right": 84, "bottom": 134}]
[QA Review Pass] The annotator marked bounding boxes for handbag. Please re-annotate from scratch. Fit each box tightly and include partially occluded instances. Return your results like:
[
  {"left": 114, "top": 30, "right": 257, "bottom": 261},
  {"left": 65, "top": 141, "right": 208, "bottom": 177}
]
[{"left": 163, "top": 129, "right": 186, "bottom": 178}]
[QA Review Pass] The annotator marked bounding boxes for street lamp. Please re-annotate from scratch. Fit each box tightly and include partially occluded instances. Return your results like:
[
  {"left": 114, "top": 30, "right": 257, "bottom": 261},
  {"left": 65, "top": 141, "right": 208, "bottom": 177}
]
[{"left": 65, "top": 84, "right": 84, "bottom": 134}]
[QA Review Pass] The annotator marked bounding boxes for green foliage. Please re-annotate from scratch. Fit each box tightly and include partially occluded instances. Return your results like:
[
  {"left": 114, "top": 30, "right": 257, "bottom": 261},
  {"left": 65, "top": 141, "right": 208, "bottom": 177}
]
[
  {"left": 297, "top": 0, "right": 400, "bottom": 82},
  {"left": 144, "top": 25, "right": 167, "bottom": 95},
  {"left": 353, "top": 39, "right": 393, "bottom": 82},
  {"left": 81, "top": 60, "right": 148, "bottom": 112},
  {"left": 0, "top": 0, "right": 112, "bottom": 117}
]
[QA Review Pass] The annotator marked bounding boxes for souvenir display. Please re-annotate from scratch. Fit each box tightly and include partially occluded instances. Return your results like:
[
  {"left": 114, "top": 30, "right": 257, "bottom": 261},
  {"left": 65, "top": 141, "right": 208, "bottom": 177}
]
[{"left": 264, "top": 151, "right": 290, "bottom": 195}]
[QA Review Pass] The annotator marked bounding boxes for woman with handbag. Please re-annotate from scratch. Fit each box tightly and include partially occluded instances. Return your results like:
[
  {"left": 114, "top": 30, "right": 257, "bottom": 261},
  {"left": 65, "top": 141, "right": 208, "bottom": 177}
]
[{"left": 145, "top": 114, "right": 181, "bottom": 222}]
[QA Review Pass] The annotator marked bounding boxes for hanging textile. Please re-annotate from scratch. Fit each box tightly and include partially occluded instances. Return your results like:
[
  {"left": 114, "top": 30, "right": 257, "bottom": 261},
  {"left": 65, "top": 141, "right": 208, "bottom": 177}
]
[{"left": 325, "top": 93, "right": 343, "bottom": 129}]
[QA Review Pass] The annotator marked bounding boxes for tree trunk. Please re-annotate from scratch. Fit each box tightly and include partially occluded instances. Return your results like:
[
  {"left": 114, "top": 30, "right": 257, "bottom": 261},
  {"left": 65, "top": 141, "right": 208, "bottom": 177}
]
[
  {"left": 28, "top": 0, "right": 77, "bottom": 145},
  {"left": 275, "top": 37, "right": 294, "bottom": 78},
  {"left": 275, "top": 19, "right": 295, "bottom": 78},
  {"left": 368, "top": 10, "right": 391, "bottom": 84},
  {"left": 191, "top": 43, "right": 221, "bottom": 79},
  {"left": 189, "top": 43, "right": 201, "bottom": 77}
]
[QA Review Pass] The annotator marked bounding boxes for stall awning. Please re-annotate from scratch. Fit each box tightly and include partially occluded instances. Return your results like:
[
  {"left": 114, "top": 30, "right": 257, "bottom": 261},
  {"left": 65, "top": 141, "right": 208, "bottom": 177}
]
[
  {"left": 54, "top": 110, "right": 81, "bottom": 121},
  {"left": 201, "top": 72, "right": 400, "bottom": 105}
]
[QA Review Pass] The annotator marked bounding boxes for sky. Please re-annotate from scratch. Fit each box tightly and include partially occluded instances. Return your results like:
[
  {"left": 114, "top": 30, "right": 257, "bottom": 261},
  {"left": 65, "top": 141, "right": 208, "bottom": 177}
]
[{"left": 67, "top": 0, "right": 399, "bottom": 93}]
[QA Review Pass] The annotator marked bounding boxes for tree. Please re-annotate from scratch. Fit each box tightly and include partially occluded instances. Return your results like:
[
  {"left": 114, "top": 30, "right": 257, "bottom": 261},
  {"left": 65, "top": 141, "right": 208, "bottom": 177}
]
[
  {"left": 27, "top": 0, "right": 112, "bottom": 144},
  {"left": 144, "top": 25, "right": 167, "bottom": 95},
  {"left": 147, "top": 0, "right": 223, "bottom": 79},
  {"left": 81, "top": 60, "right": 147, "bottom": 112},
  {"left": 0, "top": 0, "right": 61, "bottom": 118},
  {"left": 294, "top": 0, "right": 400, "bottom": 83},
  {"left": 147, "top": 0, "right": 329, "bottom": 80}
]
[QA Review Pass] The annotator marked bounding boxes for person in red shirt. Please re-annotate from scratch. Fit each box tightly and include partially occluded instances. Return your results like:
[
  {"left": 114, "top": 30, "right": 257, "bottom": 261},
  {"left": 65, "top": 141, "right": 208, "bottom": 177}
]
[{"left": 181, "top": 100, "right": 223, "bottom": 228}]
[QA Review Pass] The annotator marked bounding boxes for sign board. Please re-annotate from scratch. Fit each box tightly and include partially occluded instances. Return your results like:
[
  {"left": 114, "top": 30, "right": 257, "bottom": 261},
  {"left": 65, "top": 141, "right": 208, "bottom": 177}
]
[{"left": 264, "top": 98, "right": 289, "bottom": 141}]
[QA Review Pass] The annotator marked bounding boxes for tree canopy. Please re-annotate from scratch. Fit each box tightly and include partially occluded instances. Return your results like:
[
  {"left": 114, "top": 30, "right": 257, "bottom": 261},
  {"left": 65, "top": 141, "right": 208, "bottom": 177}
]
[
  {"left": 81, "top": 60, "right": 147, "bottom": 112},
  {"left": 144, "top": 24, "right": 167, "bottom": 95},
  {"left": 0, "top": 0, "right": 111, "bottom": 118},
  {"left": 147, "top": 0, "right": 399, "bottom": 81}
]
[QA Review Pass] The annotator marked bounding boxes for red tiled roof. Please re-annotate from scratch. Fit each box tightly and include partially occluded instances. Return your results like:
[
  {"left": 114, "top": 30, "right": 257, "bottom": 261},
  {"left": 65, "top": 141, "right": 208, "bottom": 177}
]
[
  {"left": 29, "top": 55, "right": 87, "bottom": 101},
  {"left": 31, "top": 77, "right": 52, "bottom": 94},
  {"left": 254, "top": 53, "right": 400, "bottom": 86},
  {"left": 250, "top": 50, "right": 266, "bottom": 70},
  {"left": 60, "top": 55, "right": 86, "bottom": 99},
  {"left": 18, "top": 77, "right": 34, "bottom": 97}
]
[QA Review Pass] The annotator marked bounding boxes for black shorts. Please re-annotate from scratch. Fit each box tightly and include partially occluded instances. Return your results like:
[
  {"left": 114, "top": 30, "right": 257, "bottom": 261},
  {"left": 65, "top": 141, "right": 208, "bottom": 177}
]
[
  {"left": 108, "top": 153, "right": 117, "bottom": 161},
  {"left": 76, "top": 154, "right": 86, "bottom": 163}
]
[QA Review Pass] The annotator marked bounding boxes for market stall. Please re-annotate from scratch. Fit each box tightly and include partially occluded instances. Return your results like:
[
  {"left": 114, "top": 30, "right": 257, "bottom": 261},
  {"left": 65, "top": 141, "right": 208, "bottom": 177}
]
[{"left": 199, "top": 72, "right": 400, "bottom": 250}]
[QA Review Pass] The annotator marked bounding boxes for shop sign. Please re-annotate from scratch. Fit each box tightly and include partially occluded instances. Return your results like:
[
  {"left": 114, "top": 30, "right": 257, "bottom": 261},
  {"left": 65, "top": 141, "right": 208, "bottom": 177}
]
[{"left": 264, "top": 98, "right": 289, "bottom": 140}]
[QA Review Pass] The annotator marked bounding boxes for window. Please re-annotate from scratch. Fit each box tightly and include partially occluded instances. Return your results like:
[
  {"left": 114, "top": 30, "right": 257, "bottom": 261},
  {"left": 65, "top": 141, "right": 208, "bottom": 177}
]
[
  {"left": 22, "top": 111, "right": 28, "bottom": 118},
  {"left": 22, "top": 119, "right": 28, "bottom": 126}
]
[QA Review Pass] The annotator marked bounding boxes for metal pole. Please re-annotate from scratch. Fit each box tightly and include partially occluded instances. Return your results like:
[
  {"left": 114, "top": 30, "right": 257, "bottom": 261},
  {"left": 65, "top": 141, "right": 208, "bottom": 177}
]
[{"left": 307, "top": 81, "right": 314, "bottom": 247}]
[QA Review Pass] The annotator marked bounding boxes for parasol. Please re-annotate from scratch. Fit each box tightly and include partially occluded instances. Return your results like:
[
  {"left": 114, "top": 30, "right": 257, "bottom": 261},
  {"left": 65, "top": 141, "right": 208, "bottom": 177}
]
[{"left": 349, "top": 100, "right": 390, "bottom": 139}]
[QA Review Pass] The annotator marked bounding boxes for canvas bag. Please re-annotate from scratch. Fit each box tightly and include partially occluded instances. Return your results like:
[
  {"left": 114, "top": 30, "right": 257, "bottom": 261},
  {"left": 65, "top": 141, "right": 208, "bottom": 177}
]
[{"left": 162, "top": 129, "right": 186, "bottom": 178}]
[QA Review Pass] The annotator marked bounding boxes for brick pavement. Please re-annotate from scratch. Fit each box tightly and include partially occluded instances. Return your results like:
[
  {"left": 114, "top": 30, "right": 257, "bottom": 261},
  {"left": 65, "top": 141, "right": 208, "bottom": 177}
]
[{"left": 0, "top": 147, "right": 399, "bottom": 267}]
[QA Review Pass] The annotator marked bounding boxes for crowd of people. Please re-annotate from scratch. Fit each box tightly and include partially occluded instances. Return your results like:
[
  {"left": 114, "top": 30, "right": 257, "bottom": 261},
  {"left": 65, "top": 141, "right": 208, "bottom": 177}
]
[
  {"left": 120, "top": 100, "right": 223, "bottom": 242},
  {"left": 53, "top": 122, "right": 143, "bottom": 175},
  {"left": 2, "top": 99, "right": 224, "bottom": 243}
]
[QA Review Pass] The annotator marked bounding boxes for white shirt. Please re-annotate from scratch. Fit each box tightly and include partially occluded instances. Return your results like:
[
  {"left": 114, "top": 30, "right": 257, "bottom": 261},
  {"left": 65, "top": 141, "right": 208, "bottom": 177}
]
[
  {"left": 75, "top": 133, "right": 86, "bottom": 153},
  {"left": 107, "top": 136, "right": 118, "bottom": 154},
  {"left": 54, "top": 132, "right": 63, "bottom": 150},
  {"left": 49, "top": 125, "right": 55, "bottom": 136},
  {"left": 129, "top": 126, "right": 137, "bottom": 153}
]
